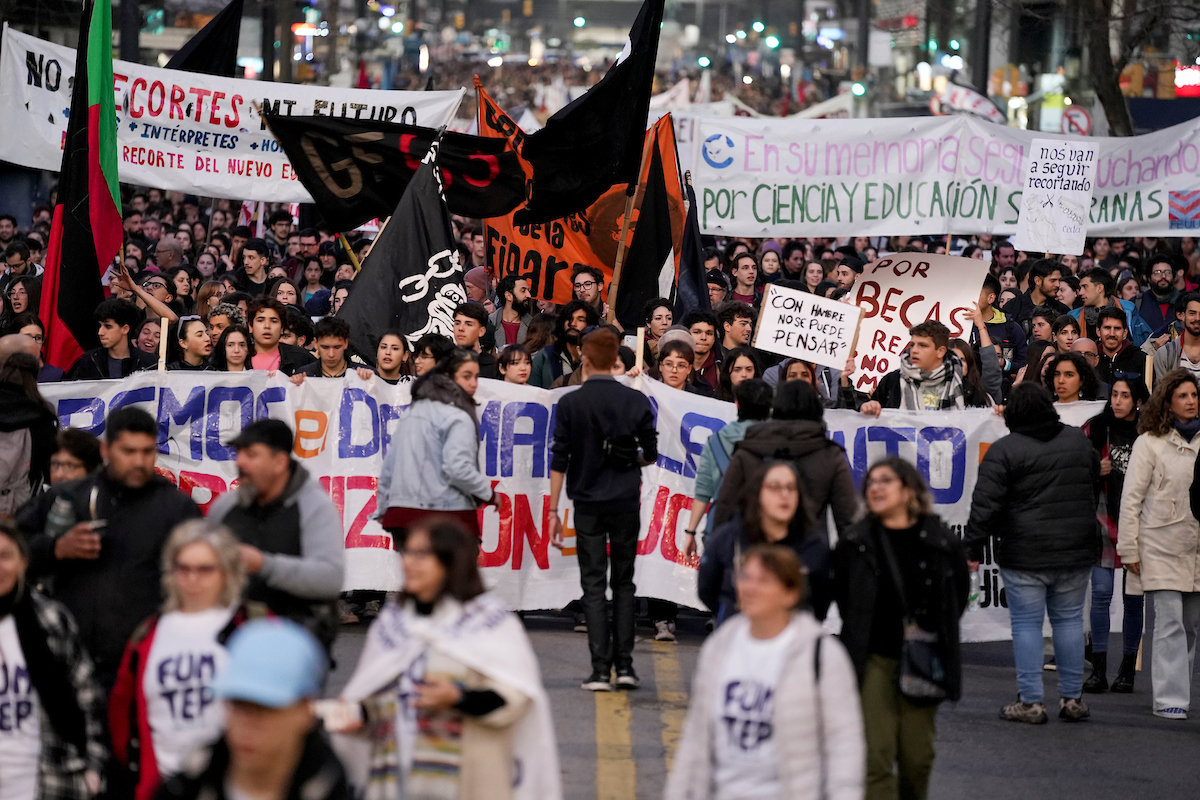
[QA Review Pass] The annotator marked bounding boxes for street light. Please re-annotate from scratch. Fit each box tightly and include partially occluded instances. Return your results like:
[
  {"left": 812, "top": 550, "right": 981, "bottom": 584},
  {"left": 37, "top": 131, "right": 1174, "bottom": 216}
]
[
  {"left": 735, "top": 30, "right": 747, "bottom": 39},
  {"left": 752, "top": 21, "right": 764, "bottom": 33},
  {"left": 698, "top": 55, "right": 711, "bottom": 67},
  {"left": 764, "top": 35, "right": 779, "bottom": 48},
  {"left": 573, "top": 16, "right": 585, "bottom": 27},
  {"left": 949, "top": 39, "right": 960, "bottom": 49},
  {"left": 725, "top": 33, "right": 737, "bottom": 44},
  {"left": 851, "top": 81, "right": 866, "bottom": 96}
]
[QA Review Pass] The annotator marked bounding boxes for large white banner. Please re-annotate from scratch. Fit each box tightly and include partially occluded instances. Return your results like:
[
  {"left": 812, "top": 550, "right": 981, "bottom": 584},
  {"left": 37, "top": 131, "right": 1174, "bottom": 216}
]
[
  {"left": 0, "top": 26, "right": 463, "bottom": 202},
  {"left": 692, "top": 113, "right": 1200, "bottom": 237},
  {"left": 39, "top": 372, "right": 1105, "bottom": 642}
]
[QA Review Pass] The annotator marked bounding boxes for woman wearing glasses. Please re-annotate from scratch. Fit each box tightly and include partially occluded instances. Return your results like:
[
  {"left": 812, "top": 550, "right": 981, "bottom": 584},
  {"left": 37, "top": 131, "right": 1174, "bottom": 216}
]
[
  {"left": 7, "top": 274, "right": 39, "bottom": 316},
  {"left": 108, "top": 520, "right": 260, "bottom": 800}
]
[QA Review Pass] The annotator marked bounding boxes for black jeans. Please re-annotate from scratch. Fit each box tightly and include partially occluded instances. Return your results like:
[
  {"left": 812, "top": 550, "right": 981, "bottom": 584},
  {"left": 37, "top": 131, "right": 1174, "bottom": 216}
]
[{"left": 575, "top": 510, "right": 640, "bottom": 674}]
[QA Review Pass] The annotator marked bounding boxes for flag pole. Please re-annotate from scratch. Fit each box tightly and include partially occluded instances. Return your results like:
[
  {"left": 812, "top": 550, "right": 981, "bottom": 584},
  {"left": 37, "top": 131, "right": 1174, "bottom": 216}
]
[
  {"left": 606, "top": 125, "right": 659, "bottom": 325},
  {"left": 339, "top": 233, "right": 361, "bottom": 272}
]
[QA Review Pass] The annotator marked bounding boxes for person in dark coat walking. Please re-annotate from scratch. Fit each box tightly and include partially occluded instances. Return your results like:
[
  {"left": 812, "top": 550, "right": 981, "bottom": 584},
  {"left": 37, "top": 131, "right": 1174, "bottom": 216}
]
[
  {"left": 964, "top": 382, "right": 1101, "bottom": 725},
  {"left": 834, "top": 457, "right": 968, "bottom": 800},
  {"left": 713, "top": 381, "right": 858, "bottom": 618}
]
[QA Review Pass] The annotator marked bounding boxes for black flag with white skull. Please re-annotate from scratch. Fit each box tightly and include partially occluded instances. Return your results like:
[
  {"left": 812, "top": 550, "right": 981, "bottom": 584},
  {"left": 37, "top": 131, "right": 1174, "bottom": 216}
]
[{"left": 335, "top": 150, "right": 466, "bottom": 365}]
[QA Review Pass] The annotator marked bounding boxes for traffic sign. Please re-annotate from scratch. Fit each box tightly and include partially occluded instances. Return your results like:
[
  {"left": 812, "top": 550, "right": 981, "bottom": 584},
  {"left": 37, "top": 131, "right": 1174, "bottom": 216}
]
[{"left": 1062, "top": 106, "right": 1092, "bottom": 136}]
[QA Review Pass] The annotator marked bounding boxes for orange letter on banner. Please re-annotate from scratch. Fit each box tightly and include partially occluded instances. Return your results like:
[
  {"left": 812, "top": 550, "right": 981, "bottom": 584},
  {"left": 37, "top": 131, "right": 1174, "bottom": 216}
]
[{"left": 293, "top": 411, "right": 328, "bottom": 457}]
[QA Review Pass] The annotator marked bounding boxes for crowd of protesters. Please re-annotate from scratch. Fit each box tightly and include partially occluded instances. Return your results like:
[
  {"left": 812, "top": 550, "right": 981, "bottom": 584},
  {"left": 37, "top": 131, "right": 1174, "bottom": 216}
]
[{"left": 8, "top": 180, "right": 1200, "bottom": 800}]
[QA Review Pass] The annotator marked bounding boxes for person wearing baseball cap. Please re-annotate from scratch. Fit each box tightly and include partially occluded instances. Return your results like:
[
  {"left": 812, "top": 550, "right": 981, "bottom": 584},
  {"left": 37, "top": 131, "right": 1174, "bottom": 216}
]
[
  {"left": 207, "top": 419, "right": 345, "bottom": 648},
  {"left": 706, "top": 269, "right": 730, "bottom": 308},
  {"left": 156, "top": 619, "right": 351, "bottom": 800}
]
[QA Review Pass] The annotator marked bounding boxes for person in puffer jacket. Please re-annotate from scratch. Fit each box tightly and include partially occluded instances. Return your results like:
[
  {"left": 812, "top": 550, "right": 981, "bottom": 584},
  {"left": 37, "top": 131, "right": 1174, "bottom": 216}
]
[
  {"left": 374, "top": 349, "right": 494, "bottom": 540},
  {"left": 964, "top": 382, "right": 1101, "bottom": 725}
]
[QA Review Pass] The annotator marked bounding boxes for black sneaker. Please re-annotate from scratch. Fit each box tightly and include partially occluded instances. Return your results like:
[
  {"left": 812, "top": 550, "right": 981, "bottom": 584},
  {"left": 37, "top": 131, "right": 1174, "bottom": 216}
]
[
  {"left": 582, "top": 671, "right": 612, "bottom": 692},
  {"left": 615, "top": 668, "right": 639, "bottom": 690}
]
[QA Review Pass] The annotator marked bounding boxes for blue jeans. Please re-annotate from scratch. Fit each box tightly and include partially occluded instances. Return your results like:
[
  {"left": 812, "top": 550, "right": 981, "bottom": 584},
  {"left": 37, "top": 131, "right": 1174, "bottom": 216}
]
[
  {"left": 1001, "top": 567, "right": 1090, "bottom": 703},
  {"left": 1089, "top": 566, "right": 1145, "bottom": 656}
]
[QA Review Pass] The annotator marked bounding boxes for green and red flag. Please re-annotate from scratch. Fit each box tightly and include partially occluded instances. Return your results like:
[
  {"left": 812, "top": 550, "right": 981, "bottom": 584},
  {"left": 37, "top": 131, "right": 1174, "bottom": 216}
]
[{"left": 40, "top": 0, "right": 122, "bottom": 370}]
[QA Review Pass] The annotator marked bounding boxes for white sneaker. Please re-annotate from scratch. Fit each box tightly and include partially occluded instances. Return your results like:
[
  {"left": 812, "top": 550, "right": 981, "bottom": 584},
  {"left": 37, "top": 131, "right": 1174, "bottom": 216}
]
[{"left": 654, "top": 620, "right": 676, "bottom": 642}]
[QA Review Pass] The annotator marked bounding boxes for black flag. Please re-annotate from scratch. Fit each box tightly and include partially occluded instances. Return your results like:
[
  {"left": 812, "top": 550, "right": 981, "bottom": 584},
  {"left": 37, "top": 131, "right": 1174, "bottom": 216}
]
[
  {"left": 674, "top": 183, "right": 711, "bottom": 320},
  {"left": 613, "top": 127, "right": 683, "bottom": 330},
  {"left": 336, "top": 159, "right": 466, "bottom": 365},
  {"left": 166, "top": 0, "right": 244, "bottom": 76},
  {"left": 264, "top": 113, "right": 526, "bottom": 230},
  {"left": 513, "top": 0, "right": 664, "bottom": 225}
]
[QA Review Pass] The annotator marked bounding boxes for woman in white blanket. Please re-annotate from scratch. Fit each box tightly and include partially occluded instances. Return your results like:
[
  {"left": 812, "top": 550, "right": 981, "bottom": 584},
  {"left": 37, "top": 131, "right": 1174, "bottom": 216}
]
[{"left": 321, "top": 515, "right": 560, "bottom": 800}]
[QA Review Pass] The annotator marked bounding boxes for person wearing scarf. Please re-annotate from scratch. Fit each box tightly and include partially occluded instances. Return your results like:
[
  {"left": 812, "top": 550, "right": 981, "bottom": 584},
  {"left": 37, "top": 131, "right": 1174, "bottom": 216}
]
[
  {"left": 1118, "top": 369, "right": 1200, "bottom": 720},
  {"left": 1081, "top": 378, "right": 1148, "bottom": 694},
  {"left": 322, "top": 516, "right": 561, "bottom": 800},
  {"left": 860, "top": 321, "right": 967, "bottom": 416},
  {"left": 0, "top": 523, "right": 107, "bottom": 800}
]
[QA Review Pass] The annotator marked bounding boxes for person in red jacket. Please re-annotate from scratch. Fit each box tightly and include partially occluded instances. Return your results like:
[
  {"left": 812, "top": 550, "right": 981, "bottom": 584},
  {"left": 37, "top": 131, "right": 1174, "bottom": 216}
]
[{"left": 108, "top": 520, "right": 263, "bottom": 800}]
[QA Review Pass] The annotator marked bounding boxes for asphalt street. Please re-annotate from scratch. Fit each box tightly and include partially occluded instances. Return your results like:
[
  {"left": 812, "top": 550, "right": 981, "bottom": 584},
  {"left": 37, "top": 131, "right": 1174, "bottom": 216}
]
[{"left": 329, "top": 610, "right": 1200, "bottom": 800}]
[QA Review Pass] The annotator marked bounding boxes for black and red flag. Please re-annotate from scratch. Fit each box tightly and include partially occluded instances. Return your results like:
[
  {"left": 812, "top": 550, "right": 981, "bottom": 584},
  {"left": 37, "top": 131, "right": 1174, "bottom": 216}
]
[
  {"left": 39, "top": 0, "right": 122, "bottom": 370},
  {"left": 263, "top": 113, "right": 526, "bottom": 231}
]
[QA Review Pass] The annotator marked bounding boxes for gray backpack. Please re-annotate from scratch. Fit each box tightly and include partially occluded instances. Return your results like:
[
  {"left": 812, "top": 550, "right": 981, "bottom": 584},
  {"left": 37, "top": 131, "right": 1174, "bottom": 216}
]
[{"left": 0, "top": 429, "right": 33, "bottom": 517}]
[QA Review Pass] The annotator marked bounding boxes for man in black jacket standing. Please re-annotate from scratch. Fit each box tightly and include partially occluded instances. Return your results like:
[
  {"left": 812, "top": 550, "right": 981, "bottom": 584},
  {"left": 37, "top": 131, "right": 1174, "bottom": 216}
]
[
  {"left": 65, "top": 298, "right": 158, "bottom": 380},
  {"left": 548, "top": 328, "right": 657, "bottom": 691},
  {"left": 964, "top": 383, "right": 1100, "bottom": 725},
  {"left": 20, "top": 407, "right": 202, "bottom": 691}
]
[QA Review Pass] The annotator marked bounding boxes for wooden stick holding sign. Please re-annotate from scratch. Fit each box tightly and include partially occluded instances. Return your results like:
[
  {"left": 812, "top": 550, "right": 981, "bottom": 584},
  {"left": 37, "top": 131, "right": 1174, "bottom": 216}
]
[{"left": 157, "top": 315, "right": 169, "bottom": 372}]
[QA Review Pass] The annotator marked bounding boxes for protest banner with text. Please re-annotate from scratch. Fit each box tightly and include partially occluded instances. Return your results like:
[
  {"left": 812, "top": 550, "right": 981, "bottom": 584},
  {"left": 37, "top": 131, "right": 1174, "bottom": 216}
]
[
  {"left": 848, "top": 253, "right": 991, "bottom": 393},
  {"left": 0, "top": 26, "right": 463, "bottom": 203},
  {"left": 1012, "top": 137, "right": 1098, "bottom": 255},
  {"left": 39, "top": 372, "right": 1115, "bottom": 642},
  {"left": 753, "top": 283, "right": 862, "bottom": 370},
  {"left": 691, "top": 113, "right": 1200, "bottom": 237}
]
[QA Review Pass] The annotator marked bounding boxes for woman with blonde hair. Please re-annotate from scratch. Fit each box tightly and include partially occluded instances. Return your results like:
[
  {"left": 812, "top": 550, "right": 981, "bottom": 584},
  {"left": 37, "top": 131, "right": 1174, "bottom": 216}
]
[
  {"left": 1118, "top": 368, "right": 1200, "bottom": 720},
  {"left": 108, "top": 520, "right": 263, "bottom": 800}
]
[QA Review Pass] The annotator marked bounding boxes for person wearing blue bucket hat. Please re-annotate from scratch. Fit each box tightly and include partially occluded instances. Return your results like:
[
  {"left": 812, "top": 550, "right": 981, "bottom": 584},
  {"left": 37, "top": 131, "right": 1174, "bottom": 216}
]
[{"left": 154, "top": 618, "right": 351, "bottom": 800}]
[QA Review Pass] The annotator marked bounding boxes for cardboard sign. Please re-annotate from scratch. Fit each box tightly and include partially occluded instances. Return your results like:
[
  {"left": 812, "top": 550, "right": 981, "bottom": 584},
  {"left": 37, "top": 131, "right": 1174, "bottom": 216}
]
[
  {"left": 1012, "top": 137, "right": 1098, "bottom": 255},
  {"left": 752, "top": 283, "right": 862, "bottom": 370},
  {"left": 848, "top": 253, "right": 991, "bottom": 394}
]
